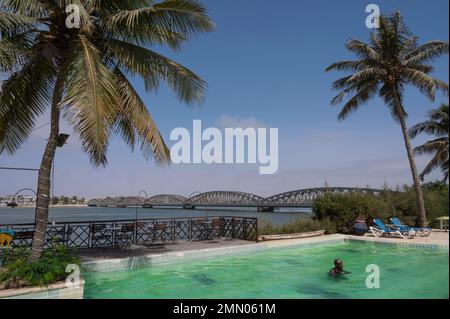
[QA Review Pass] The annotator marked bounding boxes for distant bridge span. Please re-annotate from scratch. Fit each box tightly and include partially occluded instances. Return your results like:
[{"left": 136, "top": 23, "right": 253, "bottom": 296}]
[
  {"left": 185, "top": 191, "right": 266, "bottom": 207},
  {"left": 264, "top": 187, "right": 383, "bottom": 207},
  {"left": 88, "top": 187, "right": 384, "bottom": 210},
  {"left": 145, "top": 194, "right": 187, "bottom": 206}
]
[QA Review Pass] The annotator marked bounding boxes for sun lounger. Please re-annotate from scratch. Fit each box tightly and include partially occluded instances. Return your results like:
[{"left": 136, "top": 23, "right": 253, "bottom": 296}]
[
  {"left": 369, "top": 219, "right": 414, "bottom": 239},
  {"left": 390, "top": 217, "right": 432, "bottom": 237}
]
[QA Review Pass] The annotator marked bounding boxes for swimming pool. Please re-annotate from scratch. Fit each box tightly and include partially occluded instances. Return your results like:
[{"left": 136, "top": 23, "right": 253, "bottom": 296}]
[{"left": 83, "top": 240, "right": 449, "bottom": 299}]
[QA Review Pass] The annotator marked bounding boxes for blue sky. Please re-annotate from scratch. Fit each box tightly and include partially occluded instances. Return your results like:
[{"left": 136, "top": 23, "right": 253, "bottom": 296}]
[{"left": 1, "top": 0, "right": 449, "bottom": 198}]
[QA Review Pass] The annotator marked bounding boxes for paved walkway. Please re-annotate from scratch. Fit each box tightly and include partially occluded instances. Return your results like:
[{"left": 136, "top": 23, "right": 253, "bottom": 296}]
[{"left": 359, "top": 229, "right": 449, "bottom": 245}]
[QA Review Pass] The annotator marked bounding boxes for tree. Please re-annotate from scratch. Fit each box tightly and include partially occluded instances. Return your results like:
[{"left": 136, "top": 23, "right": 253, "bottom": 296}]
[
  {"left": 0, "top": 0, "right": 213, "bottom": 260},
  {"left": 409, "top": 104, "right": 449, "bottom": 182},
  {"left": 51, "top": 196, "right": 59, "bottom": 205},
  {"left": 325, "top": 12, "right": 448, "bottom": 227}
]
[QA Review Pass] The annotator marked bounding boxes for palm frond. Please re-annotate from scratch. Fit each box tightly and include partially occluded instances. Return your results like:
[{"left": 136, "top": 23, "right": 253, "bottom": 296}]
[
  {"left": 409, "top": 122, "right": 447, "bottom": 139},
  {"left": 413, "top": 138, "right": 447, "bottom": 156},
  {"left": 0, "top": 0, "right": 47, "bottom": 18},
  {"left": 404, "top": 41, "right": 449, "bottom": 65},
  {"left": 107, "top": 0, "right": 214, "bottom": 40},
  {"left": 107, "top": 38, "right": 206, "bottom": 103},
  {"left": 0, "top": 54, "right": 54, "bottom": 154},
  {"left": 401, "top": 68, "right": 437, "bottom": 101},
  {"left": 330, "top": 77, "right": 379, "bottom": 105},
  {"left": 432, "top": 78, "right": 449, "bottom": 96},
  {"left": 346, "top": 68, "right": 385, "bottom": 84},
  {"left": 325, "top": 60, "right": 365, "bottom": 72},
  {"left": 346, "top": 39, "right": 380, "bottom": 61},
  {"left": 114, "top": 68, "right": 170, "bottom": 164},
  {"left": 378, "top": 83, "right": 408, "bottom": 122},
  {"left": 411, "top": 103, "right": 449, "bottom": 180},
  {"left": 0, "top": 31, "right": 33, "bottom": 72},
  {"left": 102, "top": 18, "right": 186, "bottom": 48},
  {"left": 86, "top": 0, "right": 151, "bottom": 12},
  {"left": 0, "top": 11, "right": 40, "bottom": 34},
  {"left": 61, "top": 35, "right": 120, "bottom": 166},
  {"left": 410, "top": 103, "right": 449, "bottom": 139},
  {"left": 418, "top": 148, "right": 449, "bottom": 181},
  {"left": 336, "top": 84, "right": 379, "bottom": 120},
  {"left": 429, "top": 103, "right": 449, "bottom": 122}
]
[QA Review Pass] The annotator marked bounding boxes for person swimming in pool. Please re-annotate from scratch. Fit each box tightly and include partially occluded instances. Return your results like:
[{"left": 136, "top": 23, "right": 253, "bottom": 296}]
[{"left": 329, "top": 259, "right": 351, "bottom": 276}]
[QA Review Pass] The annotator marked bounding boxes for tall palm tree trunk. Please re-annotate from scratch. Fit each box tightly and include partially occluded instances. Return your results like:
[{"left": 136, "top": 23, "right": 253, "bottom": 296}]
[
  {"left": 392, "top": 90, "right": 428, "bottom": 228},
  {"left": 30, "top": 78, "right": 64, "bottom": 261},
  {"left": 398, "top": 114, "right": 428, "bottom": 228}
]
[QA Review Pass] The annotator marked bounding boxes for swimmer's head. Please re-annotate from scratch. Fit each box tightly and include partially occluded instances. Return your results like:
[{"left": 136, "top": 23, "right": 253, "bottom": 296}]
[{"left": 334, "top": 259, "right": 343, "bottom": 269}]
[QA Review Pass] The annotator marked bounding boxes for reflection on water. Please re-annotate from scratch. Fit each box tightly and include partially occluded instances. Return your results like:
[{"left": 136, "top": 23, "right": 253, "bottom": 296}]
[
  {"left": 0, "top": 206, "right": 312, "bottom": 226},
  {"left": 191, "top": 273, "right": 216, "bottom": 286}
]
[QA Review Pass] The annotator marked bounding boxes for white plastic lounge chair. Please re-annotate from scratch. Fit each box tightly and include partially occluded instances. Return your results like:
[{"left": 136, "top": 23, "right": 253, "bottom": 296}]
[
  {"left": 390, "top": 217, "right": 432, "bottom": 237},
  {"left": 369, "top": 219, "right": 414, "bottom": 239}
]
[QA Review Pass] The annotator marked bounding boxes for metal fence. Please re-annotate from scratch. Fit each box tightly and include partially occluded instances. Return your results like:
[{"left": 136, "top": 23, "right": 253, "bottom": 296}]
[{"left": 0, "top": 216, "right": 258, "bottom": 249}]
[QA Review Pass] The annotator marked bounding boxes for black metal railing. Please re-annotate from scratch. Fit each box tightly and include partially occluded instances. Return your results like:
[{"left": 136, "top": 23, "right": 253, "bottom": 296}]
[{"left": 0, "top": 216, "right": 258, "bottom": 249}]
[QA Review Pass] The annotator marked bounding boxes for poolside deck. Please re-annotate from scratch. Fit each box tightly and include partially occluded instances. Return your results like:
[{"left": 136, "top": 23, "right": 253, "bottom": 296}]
[
  {"left": 264, "top": 230, "right": 449, "bottom": 248},
  {"left": 359, "top": 229, "right": 449, "bottom": 245}
]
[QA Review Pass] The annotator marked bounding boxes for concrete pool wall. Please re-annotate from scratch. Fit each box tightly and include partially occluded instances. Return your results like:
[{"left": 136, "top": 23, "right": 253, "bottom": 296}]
[{"left": 0, "top": 280, "right": 85, "bottom": 299}]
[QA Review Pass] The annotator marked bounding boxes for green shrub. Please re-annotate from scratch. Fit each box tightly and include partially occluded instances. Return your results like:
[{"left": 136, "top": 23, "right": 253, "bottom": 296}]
[
  {"left": 258, "top": 218, "right": 336, "bottom": 236},
  {"left": 0, "top": 245, "right": 81, "bottom": 289},
  {"left": 258, "top": 183, "right": 448, "bottom": 236},
  {"left": 313, "top": 192, "right": 393, "bottom": 233},
  {"left": 312, "top": 183, "right": 449, "bottom": 233},
  {"left": 382, "top": 182, "right": 449, "bottom": 228}
]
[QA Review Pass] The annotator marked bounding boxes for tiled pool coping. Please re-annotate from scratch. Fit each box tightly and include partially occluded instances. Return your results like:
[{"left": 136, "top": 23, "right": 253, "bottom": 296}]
[
  {"left": 0, "top": 280, "right": 85, "bottom": 299},
  {"left": 346, "top": 235, "right": 449, "bottom": 250},
  {"left": 82, "top": 234, "right": 448, "bottom": 273}
]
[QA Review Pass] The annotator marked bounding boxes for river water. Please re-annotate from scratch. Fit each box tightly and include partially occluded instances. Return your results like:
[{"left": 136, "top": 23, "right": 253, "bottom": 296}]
[{"left": 0, "top": 206, "right": 313, "bottom": 226}]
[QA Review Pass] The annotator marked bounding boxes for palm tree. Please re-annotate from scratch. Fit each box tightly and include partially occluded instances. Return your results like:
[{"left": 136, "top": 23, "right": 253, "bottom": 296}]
[
  {"left": 0, "top": 0, "right": 213, "bottom": 260},
  {"left": 409, "top": 103, "right": 449, "bottom": 182},
  {"left": 325, "top": 11, "right": 448, "bottom": 228}
]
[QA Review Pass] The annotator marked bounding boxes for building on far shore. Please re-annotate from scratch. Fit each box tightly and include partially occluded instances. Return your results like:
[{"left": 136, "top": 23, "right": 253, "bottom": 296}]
[
  {"left": 0, "top": 194, "right": 86, "bottom": 207},
  {"left": 0, "top": 195, "right": 36, "bottom": 207}
]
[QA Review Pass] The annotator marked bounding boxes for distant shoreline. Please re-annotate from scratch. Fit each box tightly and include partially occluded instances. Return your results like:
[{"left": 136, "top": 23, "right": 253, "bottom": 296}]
[
  {"left": 0, "top": 204, "right": 88, "bottom": 209},
  {"left": 51, "top": 204, "right": 88, "bottom": 208}
]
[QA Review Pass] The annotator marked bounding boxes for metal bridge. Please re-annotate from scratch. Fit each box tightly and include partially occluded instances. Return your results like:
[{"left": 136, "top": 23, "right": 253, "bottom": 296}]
[{"left": 88, "top": 187, "right": 384, "bottom": 210}]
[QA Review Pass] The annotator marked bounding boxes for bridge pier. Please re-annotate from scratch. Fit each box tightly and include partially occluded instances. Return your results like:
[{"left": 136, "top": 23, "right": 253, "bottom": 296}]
[
  {"left": 183, "top": 204, "right": 196, "bottom": 210},
  {"left": 257, "top": 206, "right": 274, "bottom": 212}
]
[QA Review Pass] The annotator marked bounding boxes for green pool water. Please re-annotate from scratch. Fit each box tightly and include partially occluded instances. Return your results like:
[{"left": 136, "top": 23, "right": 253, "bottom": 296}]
[{"left": 83, "top": 241, "right": 449, "bottom": 299}]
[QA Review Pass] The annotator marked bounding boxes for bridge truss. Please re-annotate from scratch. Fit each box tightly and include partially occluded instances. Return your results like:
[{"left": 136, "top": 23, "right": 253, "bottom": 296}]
[{"left": 88, "top": 187, "right": 384, "bottom": 208}]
